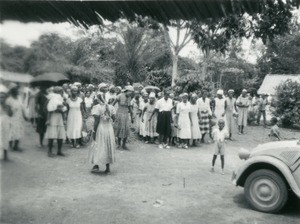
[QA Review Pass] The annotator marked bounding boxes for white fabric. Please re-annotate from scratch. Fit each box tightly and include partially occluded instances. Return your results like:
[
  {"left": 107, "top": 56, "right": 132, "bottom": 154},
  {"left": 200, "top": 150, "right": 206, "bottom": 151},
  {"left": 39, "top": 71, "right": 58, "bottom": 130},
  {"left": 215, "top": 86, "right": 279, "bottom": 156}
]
[
  {"left": 155, "top": 98, "right": 173, "bottom": 112},
  {"left": 196, "top": 97, "right": 212, "bottom": 115},
  {"left": 85, "top": 97, "right": 94, "bottom": 108},
  {"left": 177, "top": 102, "right": 191, "bottom": 139},
  {"left": 214, "top": 98, "right": 226, "bottom": 122},
  {"left": 67, "top": 98, "right": 83, "bottom": 139},
  {"left": 47, "top": 94, "right": 64, "bottom": 112}
]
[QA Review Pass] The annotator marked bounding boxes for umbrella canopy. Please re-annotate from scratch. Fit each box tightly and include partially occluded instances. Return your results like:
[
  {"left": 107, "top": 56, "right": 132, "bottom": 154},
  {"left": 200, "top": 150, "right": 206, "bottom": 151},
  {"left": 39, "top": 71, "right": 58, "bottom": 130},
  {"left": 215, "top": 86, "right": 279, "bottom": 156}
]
[
  {"left": 30, "top": 72, "right": 69, "bottom": 87},
  {"left": 0, "top": 70, "right": 34, "bottom": 83},
  {"left": 143, "top": 85, "right": 161, "bottom": 93}
]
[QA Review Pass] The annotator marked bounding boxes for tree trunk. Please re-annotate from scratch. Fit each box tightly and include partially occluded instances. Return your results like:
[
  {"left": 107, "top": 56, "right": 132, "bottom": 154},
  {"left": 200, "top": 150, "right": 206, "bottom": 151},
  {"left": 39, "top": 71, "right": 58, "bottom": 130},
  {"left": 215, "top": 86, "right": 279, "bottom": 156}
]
[{"left": 171, "top": 53, "right": 178, "bottom": 87}]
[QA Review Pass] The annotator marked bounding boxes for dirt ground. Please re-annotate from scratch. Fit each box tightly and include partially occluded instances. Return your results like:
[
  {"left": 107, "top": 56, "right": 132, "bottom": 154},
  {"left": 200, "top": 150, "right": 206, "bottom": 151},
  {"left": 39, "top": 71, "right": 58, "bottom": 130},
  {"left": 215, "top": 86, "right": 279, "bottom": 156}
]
[{"left": 1, "top": 123, "right": 300, "bottom": 224}]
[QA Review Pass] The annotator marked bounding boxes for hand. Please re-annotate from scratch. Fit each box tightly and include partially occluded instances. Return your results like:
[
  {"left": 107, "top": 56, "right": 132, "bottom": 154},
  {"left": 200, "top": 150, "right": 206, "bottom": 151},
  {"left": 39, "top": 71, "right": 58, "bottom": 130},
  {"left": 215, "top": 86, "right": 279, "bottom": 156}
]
[
  {"left": 131, "top": 118, "right": 134, "bottom": 124},
  {"left": 221, "top": 112, "right": 225, "bottom": 117},
  {"left": 148, "top": 117, "right": 152, "bottom": 122},
  {"left": 212, "top": 113, "right": 216, "bottom": 118},
  {"left": 142, "top": 119, "right": 144, "bottom": 123}
]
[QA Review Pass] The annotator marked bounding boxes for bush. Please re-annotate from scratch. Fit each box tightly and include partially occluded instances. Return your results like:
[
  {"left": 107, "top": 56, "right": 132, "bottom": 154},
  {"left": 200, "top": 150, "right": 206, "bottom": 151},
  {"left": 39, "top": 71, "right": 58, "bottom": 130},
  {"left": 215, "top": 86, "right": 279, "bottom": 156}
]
[{"left": 273, "top": 79, "right": 300, "bottom": 127}]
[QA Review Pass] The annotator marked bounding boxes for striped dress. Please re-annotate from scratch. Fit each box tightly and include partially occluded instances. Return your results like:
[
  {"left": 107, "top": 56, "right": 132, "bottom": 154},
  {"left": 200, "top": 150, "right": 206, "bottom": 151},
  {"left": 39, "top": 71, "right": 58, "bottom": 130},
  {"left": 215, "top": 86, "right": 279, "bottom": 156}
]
[{"left": 197, "top": 97, "right": 212, "bottom": 135}]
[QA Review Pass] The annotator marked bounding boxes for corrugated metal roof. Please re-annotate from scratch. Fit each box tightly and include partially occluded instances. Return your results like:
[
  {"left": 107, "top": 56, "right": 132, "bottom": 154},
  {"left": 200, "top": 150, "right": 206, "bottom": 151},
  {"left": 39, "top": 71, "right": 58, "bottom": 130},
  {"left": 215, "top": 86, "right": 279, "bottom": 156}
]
[{"left": 257, "top": 74, "right": 300, "bottom": 95}]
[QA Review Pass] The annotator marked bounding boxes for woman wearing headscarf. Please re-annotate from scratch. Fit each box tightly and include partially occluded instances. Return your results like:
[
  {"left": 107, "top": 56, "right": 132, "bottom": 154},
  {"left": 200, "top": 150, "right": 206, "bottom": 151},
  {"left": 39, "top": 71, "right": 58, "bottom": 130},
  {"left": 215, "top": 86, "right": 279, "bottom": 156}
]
[
  {"left": 45, "top": 86, "right": 67, "bottom": 157},
  {"left": 139, "top": 92, "right": 149, "bottom": 139},
  {"left": 236, "top": 89, "right": 250, "bottom": 134},
  {"left": 190, "top": 93, "right": 202, "bottom": 146},
  {"left": 176, "top": 93, "right": 192, "bottom": 149},
  {"left": 149, "top": 90, "right": 173, "bottom": 149},
  {"left": 0, "top": 84, "right": 12, "bottom": 160},
  {"left": 6, "top": 84, "right": 25, "bottom": 151},
  {"left": 225, "top": 89, "right": 237, "bottom": 140},
  {"left": 130, "top": 91, "right": 141, "bottom": 134},
  {"left": 197, "top": 90, "right": 212, "bottom": 143},
  {"left": 141, "top": 92, "right": 158, "bottom": 143},
  {"left": 213, "top": 89, "right": 226, "bottom": 124},
  {"left": 113, "top": 85, "right": 134, "bottom": 150},
  {"left": 66, "top": 85, "right": 84, "bottom": 148},
  {"left": 89, "top": 99, "right": 116, "bottom": 173}
]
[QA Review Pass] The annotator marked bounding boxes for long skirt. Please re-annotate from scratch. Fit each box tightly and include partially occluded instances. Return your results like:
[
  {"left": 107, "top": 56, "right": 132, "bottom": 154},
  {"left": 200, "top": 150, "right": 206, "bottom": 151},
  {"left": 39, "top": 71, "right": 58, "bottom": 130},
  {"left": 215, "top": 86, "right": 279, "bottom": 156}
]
[
  {"left": 89, "top": 119, "right": 115, "bottom": 165},
  {"left": 199, "top": 110, "right": 210, "bottom": 135},
  {"left": 114, "top": 112, "right": 130, "bottom": 138},
  {"left": 190, "top": 113, "right": 202, "bottom": 140},
  {"left": 238, "top": 107, "right": 248, "bottom": 126},
  {"left": 67, "top": 108, "right": 83, "bottom": 139},
  {"left": 156, "top": 111, "right": 171, "bottom": 136},
  {"left": 226, "top": 111, "right": 235, "bottom": 134},
  {"left": 145, "top": 113, "right": 158, "bottom": 138},
  {"left": 9, "top": 110, "right": 24, "bottom": 141},
  {"left": 177, "top": 112, "right": 191, "bottom": 139}
]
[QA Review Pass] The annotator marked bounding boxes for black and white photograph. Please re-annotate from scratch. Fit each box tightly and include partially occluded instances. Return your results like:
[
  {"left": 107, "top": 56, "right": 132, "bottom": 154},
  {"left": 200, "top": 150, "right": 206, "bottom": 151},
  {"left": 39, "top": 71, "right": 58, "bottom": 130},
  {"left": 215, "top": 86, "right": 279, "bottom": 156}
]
[{"left": 0, "top": 0, "right": 300, "bottom": 223}]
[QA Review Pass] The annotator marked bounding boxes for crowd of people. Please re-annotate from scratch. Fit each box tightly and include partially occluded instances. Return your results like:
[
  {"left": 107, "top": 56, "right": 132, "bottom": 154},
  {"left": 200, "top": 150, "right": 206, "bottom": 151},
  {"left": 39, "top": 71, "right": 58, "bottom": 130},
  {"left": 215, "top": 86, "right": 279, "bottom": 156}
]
[{"left": 0, "top": 81, "right": 280, "bottom": 174}]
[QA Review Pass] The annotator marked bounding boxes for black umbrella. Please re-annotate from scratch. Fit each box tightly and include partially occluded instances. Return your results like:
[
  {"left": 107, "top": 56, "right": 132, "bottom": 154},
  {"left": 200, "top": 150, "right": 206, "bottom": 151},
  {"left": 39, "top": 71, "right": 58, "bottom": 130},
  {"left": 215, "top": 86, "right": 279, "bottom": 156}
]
[
  {"left": 30, "top": 72, "right": 69, "bottom": 87},
  {"left": 143, "top": 86, "right": 161, "bottom": 93}
]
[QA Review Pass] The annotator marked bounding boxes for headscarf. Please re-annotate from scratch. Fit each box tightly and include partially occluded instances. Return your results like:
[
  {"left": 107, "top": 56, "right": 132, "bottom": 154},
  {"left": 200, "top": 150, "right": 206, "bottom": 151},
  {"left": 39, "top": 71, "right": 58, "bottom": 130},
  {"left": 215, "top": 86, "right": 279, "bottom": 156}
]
[{"left": 217, "top": 89, "right": 224, "bottom": 95}]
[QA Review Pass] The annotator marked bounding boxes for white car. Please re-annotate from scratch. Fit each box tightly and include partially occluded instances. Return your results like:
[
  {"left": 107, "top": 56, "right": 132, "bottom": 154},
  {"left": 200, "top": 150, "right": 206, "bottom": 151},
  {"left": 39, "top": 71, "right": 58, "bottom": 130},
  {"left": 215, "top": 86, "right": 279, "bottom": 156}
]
[{"left": 232, "top": 140, "right": 300, "bottom": 213}]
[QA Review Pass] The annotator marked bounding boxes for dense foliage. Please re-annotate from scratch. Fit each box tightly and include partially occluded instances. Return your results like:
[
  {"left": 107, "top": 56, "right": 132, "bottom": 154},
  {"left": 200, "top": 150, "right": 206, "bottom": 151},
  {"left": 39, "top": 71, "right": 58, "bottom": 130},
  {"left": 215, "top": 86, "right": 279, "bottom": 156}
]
[{"left": 273, "top": 80, "right": 300, "bottom": 127}]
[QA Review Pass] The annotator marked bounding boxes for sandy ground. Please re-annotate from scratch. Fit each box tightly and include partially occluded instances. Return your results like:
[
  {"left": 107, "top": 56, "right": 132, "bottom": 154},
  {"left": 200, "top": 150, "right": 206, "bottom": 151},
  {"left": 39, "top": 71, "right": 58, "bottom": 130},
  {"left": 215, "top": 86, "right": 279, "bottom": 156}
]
[{"left": 1, "top": 123, "right": 300, "bottom": 224}]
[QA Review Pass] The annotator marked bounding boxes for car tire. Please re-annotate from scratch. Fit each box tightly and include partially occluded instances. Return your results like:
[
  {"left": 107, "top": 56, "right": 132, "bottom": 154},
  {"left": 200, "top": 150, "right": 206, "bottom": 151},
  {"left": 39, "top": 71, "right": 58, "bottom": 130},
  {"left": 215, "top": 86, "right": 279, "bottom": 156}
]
[{"left": 244, "top": 169, "right": 288, "bottom": 213}]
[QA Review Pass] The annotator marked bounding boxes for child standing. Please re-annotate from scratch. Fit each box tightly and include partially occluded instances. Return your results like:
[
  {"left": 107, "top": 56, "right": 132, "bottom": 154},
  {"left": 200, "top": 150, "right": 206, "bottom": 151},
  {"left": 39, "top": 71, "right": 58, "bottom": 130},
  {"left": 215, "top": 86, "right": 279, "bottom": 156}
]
[{"left": 211, "top": 119, "right": 229, "bottom": 175}]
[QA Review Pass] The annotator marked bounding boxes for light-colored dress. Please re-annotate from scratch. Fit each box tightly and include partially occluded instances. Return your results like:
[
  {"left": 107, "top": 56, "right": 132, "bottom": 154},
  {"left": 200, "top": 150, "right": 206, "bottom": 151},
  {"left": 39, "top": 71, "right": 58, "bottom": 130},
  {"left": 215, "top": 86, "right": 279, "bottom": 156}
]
[
  {"left": 114, "top": 93, "right": 131, "bottom": 138},
  {"left": 45, "top": 95, "right": 66, "bottom": 140},
  {"left": 144, "top": 102, "right": 158, "bottom": 138},
  {"left": 236, "top": 95, "right": 249, "bottom": 126},
  {"left": 0, "top": 106, "right": 11, "bottom": 152},
  {"left": 214, "top": 97, "right": 226, "bottom": 123},
  {"left": 225, "top": 97, "right": 237, "bottom": 134},
  {"left": 177, "top": 102, "right": 191, "bottom": 139},
  {"left": 6, "top": 96, "right": 24, "bottom": 141},
  {"left": 27, "top": 88, "right": 39, "bottom": 120},
  {"left": 190, "top": 104, "right": 202, "bottom": 140},
  {"left": 139, "top": 100, "right": 147, "bottom": 137},
  {"left": 130, "top": 98, "right": 140, "bottom": 133},
  {"left": 89, "top": 104, "right": 116, "bottom": 166},
  {"left": 67, "top": 97, "right": 83, "bottom": 139}
]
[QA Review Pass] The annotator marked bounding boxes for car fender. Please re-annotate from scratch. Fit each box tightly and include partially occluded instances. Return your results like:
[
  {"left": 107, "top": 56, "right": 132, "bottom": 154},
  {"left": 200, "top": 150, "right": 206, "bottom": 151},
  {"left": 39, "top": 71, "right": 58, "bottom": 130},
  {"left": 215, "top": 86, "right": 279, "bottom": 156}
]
[{"left": 234, "top": 155, "right": 300, "bottom": 198}]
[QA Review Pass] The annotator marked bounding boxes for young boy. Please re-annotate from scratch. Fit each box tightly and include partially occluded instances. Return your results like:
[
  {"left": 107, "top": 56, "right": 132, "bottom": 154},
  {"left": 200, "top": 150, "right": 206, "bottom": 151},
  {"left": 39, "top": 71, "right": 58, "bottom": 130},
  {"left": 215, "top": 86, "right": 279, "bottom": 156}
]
[
  {"left": 268, "top": 117, "right": 280, "bottom": 141},
  {"left": 211, "top": 119, "right": 229, "bottom": 175}
]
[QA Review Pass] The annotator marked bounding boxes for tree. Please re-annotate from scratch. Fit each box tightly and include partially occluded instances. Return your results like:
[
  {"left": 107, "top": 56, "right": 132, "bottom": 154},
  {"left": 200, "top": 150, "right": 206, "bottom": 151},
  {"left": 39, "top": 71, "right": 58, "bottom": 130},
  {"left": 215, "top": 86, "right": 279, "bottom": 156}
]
[
  {"left": 23, "top": 33, "right": 72, "bottom": 76},
  {"left": 109, "top": 19, "right": 169, "bottom": 85},
  {"left": 162, "top": 20, "right": 194, "bottom": 87},
  {"left": 0, "top": 40, "right": 29, "bottom": 72}
]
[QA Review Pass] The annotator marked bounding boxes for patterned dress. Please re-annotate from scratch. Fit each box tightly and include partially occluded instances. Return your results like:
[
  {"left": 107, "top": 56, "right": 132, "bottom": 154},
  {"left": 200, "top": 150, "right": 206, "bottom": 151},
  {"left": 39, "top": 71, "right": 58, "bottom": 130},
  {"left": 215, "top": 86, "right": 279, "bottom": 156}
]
[
  {"left": 197, "top": 97, "right": 211, "bottom": 135},
  {"left": 144, "top": 102, "right": 158, "bottom": 138},
  {"left": 114, "top": 93, "right": 131, "bottom": 138}
]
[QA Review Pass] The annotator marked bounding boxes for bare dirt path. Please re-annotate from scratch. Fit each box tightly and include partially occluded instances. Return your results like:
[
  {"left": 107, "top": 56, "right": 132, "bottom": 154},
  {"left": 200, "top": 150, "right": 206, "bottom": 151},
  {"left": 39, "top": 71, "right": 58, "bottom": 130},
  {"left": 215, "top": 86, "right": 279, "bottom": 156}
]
[{"left": 1, "top": 124, "right": 300, "bottom": 224}]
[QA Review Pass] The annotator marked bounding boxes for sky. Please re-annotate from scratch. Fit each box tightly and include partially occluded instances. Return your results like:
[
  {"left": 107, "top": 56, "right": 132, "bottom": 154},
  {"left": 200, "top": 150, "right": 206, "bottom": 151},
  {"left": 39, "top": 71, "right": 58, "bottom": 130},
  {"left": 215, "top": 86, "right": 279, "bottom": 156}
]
[{"left": 0, "top": 20, "right": 259, "bottom": 63}]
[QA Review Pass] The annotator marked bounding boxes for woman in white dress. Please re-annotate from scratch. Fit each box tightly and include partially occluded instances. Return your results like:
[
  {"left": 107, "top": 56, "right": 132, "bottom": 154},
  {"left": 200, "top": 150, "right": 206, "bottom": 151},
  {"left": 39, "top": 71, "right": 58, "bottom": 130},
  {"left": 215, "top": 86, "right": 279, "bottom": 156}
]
[
  {"left": 176, "top": 93, "right": 192, "bottom": 149},
  {"left": 213, "top": 89, "right": 226, "bottom": 125},
  {"left": 89, "top": 102, "right": 116, "bottom": 173},
  {"left": 6, "top": 84, "right": 25, "bottom": 151},
  {"left": 190, "top": 94, "right": 201, "bottom": 146},
  {"left": 67, "top": 85, "right": 84, "bottom": 148}
]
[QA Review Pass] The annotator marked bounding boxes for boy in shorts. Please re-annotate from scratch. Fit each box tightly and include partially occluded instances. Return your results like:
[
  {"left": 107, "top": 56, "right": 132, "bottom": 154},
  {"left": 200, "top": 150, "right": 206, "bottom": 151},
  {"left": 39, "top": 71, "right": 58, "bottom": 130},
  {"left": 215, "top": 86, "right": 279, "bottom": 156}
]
[{"left": 211, "top": 119, "right": 229, "bottom": 175}]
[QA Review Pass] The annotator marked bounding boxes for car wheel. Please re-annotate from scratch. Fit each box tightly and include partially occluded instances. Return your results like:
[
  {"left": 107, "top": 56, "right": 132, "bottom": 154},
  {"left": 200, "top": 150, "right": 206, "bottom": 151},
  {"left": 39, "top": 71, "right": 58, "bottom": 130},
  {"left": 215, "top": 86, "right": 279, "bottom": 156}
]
[{"left": 244, "top": 169, "right": 288, "bottom": 213}]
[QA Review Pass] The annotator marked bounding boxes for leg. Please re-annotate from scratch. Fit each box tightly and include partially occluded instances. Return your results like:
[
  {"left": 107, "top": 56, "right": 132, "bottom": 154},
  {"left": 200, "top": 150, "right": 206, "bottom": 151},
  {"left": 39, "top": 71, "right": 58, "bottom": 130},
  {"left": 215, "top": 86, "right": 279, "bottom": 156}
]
[
  {"left": 13, "top": 140, "right": 20, "bottom": 151},
  {"left": 122, "top": 138, "right": 129, "bottom": 150},
  {"left": 262, "top": 110, "right": 266, "bottom": 127},
  {"left": 257, "top": 110, "right": 261, "bottom": 125},
  {"left": 201, "top": 133, "right": 206, "bottom": 143},
  {"left": 117, "top": 138, "right": 122, "bottom": 148},
  {"left": 105, "top": 163, "right": 110, "bottom": 173},
  {"left": 211, "top": 154, "right": 217, "bottom": 172},
  {"left": 221, "top": 155, "right": 225, "bottom": 174},
  {"left": 3, "top": 149, "right": 8, "bottom": 161},
  {"left": 241, "top": 125, "right": 244, "bottom": 134},
  {"left": 39, "top": 133, "right": 44, "bottom": 147},
  {"left": 57, "top": 139, "right": 64, "bottom": 156},
  {"left": 48, "top": 139, "right": 54, "bottom": 157},
  {"left": 9, "top": 141, "right": 13, "bottom": 149}
]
